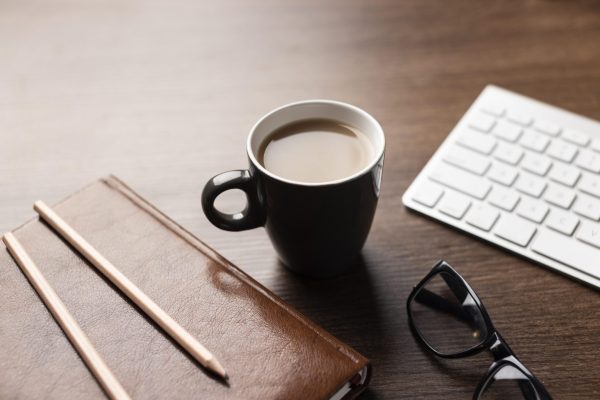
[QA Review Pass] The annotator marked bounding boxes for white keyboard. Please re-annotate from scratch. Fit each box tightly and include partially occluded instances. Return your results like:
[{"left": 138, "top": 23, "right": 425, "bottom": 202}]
[{"left": 403, "top": 85, "right": 600, "bottom": 289}]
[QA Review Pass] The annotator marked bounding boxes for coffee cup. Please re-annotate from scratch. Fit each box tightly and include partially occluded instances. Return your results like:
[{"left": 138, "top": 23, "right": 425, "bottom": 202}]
[{"left": 202, "top": 100, "right": 385, "bottom": 278}]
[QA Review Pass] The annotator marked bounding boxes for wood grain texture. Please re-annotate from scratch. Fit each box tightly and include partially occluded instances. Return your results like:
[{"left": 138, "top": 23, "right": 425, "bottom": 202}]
[{"left": 1, "top": 0, "right": 599, "bottom": 398}]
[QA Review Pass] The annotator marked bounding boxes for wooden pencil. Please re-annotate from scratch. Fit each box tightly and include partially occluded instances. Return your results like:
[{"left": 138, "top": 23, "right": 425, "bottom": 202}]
[
  {"left": 3, "top": 232, "right": 131, "bottom": 400},
  {"left": 33, "top": 200, "right": 228, "bottom": 381}
]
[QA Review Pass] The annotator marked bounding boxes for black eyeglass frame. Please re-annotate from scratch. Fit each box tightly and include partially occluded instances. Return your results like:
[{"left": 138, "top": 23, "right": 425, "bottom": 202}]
[{"left": 406, "top": 260, "right": 552, "bottom": 400}]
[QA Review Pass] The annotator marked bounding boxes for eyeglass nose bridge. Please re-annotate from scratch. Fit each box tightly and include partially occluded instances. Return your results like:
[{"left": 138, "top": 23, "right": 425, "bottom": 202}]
[
  {"left": 488, "top": 332, "right": 514, "bottom": 361},
  {"left": 488, "top": 333, "right": 535, "bottom": 380}
]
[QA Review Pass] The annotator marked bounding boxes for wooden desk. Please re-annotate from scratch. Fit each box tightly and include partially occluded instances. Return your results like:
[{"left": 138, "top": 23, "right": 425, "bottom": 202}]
[{"left": 1, "top": 1, "right": 599, "bottom": 398}]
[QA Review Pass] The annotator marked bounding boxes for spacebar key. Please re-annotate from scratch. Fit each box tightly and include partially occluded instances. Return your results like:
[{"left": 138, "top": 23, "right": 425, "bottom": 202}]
[
  {"left": 429, "top": 164, "right": 491, "bottom": 200},
  {"left": 531, "top": 228, "right": 600, "bottom": 278}
]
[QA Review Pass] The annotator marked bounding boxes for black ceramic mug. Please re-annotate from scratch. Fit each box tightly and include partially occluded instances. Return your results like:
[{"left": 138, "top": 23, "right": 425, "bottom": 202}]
[{"left": 202, "top": 100, "right": 385, "bottom": 277}]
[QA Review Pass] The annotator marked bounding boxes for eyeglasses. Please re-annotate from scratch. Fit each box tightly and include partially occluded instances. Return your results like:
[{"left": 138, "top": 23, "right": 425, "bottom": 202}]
[{"left": 406, "top": 260, "right": 552, "bottom": 400}]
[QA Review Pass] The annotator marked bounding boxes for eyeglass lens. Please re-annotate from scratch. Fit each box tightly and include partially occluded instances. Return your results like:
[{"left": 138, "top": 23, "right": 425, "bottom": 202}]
[
  {"left": 479, "top": 364, "right": 539, "bottom": 400},
  {"left": 409, "top": 271, "right": 488, "bottom": 355}
]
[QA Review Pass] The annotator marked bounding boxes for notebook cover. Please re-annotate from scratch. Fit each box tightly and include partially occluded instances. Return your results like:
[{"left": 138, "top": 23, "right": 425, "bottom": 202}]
[{"left": 0, "top": 176, "right": 371, "bottom": 400}]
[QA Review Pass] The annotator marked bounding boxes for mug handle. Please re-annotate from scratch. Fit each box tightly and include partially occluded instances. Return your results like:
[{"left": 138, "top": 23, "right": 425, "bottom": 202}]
[{"left": 201, "top": 170, "right": 265, "bottom": 231}]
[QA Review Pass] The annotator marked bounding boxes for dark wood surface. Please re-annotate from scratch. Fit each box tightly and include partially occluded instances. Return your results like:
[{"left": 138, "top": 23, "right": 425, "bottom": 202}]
[{"left": 1, "top": 1, "right": 599, "bottom": 398}]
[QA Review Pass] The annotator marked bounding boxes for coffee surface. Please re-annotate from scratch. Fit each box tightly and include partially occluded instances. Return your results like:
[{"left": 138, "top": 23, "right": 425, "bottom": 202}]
[{"left": 258, "top": 119, "right": 374, "bottom": 183}]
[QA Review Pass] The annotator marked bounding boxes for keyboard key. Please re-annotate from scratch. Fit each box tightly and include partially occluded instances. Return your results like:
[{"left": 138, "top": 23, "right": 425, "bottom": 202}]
[
  {"left": 520, "top": 130, "right": 549, "bottom": 153},
  {"left": 465, "top": 203, "right": 499, "bottom": 231},
  {"left": 546, "top": 209, "right": 579, "bottom": 236},
  {"left": 411, "top": 183, "right": 444, "bottom": 208},
  {"left": 457, "top": 130, "right": 497, "bottom": 155},
  {"left": 443, "top": 146, "right": 491, "bottom": 175},
  {"left": 480, "top": 104, "right": 505, "bottom": 117},
  {"left": 515, "top": 173, "right": 547, "bottom": 198},
  {"left": 494, "top": 142, "right": 524, "bottom": 165},
  {"left": 488, "top": 186, "right": 520, "bottom": 211},
  {"left": 532, "top": 228, "right": 600, "bottom": 277},
  {"left": 533, "top": 119, "right": 561, "bottom": 137},
  {"left": 561, "top": 129, "right": 590, "bottom": 147},
  {"left": 506, "top": 110, "right": 533, "bottom": 126},
  {"left": 438, "top": 192, "right": 471, "bottom": 219},
  {"left": 487, "top": 163, "right": 519, "bottom": 186},
  {"left": 516, "top": 197, "right": 549, "bottom": 223},
  {"left": 429, "top": 164, "right": 491, "bottom": 200},
  {"left": 543, "top": 184, "right": 576, "bottom": 209},
  {"left": 573, "top": 194, "right": 600, "bottom": 221},
  {"left": 575, "top": 150, "right": 600, "bottom": 173},
  {"left": 576, "top": 221, "right": 600, "bottom": 249},
  {"left": 548, "top": 163, "right": 580, "bottom": 187},
  {"left": 468, "top": 113, "right": 496, "bottom": 133},
  {"left": 546, "top": 141, "right": 578, "bottom": 163},
  {"left": 591, "top": 139, "right": 600, "bottom": 153},
  {"left": 578, "top": 174, "right": 600, "bottom": 198},
  {"left": 492, "top": 121, "right": 522, "bottom": 142},
  {"left": 494, "top": 214, "right": 536, "bottom": 247},
  {"left": 521, "top": 153, "right": 552, "bottom": 176}
]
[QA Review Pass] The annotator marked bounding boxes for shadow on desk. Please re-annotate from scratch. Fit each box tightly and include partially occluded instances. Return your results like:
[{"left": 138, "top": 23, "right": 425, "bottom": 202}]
[{"left": 270, "top": 254, "right": 387, "bottom": 351}]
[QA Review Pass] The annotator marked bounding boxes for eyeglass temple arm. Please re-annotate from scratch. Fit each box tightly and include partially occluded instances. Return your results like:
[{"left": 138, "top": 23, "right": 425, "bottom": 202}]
[
  {"left": 414, "top": 288, "right": 475, "bottom": 324},
  {"left": 440, "top": 272, "right": 470, "bottom": 304},
  {"left": 414, "top": 270, "right": 479, "bottom": 323}
]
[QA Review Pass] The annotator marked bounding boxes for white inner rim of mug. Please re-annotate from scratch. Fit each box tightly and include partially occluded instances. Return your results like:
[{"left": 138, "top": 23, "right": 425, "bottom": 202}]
[{"left": 247, "top": 100, "right": 385, "bottom": 187}]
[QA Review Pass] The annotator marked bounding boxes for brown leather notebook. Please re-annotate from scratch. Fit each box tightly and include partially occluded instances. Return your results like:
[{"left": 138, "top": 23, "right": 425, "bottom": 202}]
[{"left": 0, "top": 176, "right": 370, "bottom": 400}]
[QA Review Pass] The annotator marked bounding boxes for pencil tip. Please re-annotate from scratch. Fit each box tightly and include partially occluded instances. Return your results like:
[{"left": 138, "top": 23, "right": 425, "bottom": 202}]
[{"left": 207, "top": 358, "right": 228, "bottom": 381}]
